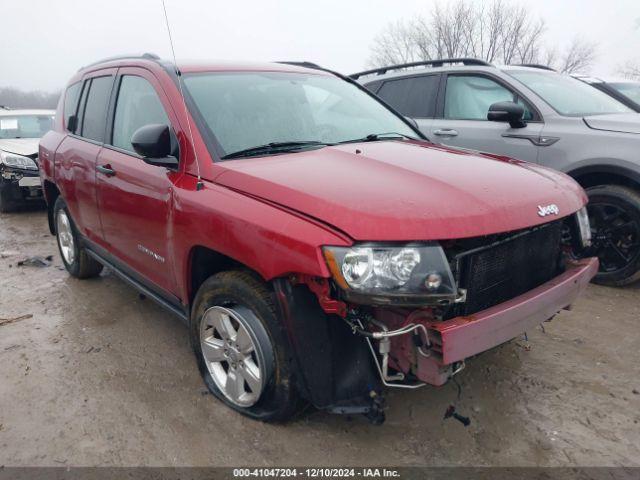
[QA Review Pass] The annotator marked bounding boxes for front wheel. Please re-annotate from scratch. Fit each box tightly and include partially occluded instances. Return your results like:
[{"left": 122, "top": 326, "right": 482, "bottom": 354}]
[
  {"left": 586, "top": 185, "right": 640, "bottom": 286},
  {"left": 190, "top": 270, "right": 301, "bottom": 421},
  {"left": 54, "top": 197, "right": 103, "bottom": 279}
]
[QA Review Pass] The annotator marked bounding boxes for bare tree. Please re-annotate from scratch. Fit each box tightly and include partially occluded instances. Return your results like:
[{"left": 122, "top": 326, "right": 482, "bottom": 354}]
[
  {"left": 556, "top": 38, "right": 597, "bottom": 73},
  {"left": 618, "top": 61, "right": 640, "bottom": 80},
  {"left": 367, "top": 0, "right": 595, "bottom": 74},
  {"left": 368, "top": 20, "right": 420, "bottom": 66},
  {"left": 0, "top": 87, "right": 60, "bottom": 109}
]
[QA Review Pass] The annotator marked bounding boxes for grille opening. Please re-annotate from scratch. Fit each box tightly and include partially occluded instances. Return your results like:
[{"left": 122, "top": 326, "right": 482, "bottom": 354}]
[{"left": 442, "top": 221, "right": 564, "bottom": 319}]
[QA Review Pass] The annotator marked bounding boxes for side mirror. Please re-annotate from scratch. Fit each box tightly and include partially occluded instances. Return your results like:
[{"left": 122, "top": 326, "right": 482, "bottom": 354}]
[
  {"left": 131, "top": 124, "right": 179, "bottom": 169},
  {"left": 487, "top": 101, "right": 526, "bottom": 129}
]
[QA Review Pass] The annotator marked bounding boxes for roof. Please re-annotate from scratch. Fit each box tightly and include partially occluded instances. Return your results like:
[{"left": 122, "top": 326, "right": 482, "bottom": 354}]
[
  {"left": 0, "top": 109, "right": 55, "bottom": 117},
  {"left": 177, "top": 60, "right": 332, "bottom": 76},
  {"left": 77, "top": 53, "right": 329, "bottom": 77}
]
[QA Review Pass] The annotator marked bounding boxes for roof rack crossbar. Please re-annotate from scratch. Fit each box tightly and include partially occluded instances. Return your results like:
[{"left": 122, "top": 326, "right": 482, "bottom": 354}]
[
  {"left": 513, "top": 63, "right": 556, "bottom": 72},
  {"left": 350, "top": 58, "right": 492, "bottom": 79},
  {"left": 79, "top": 53, "right": 161, "bottom": 71}
]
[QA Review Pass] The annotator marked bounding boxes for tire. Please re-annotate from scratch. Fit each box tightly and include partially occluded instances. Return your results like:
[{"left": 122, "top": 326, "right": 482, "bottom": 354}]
[
  {"left": 190, "top": 270, "right": 301, "bottom": 422},
  {"left": 53, "top": 197, "right": 103, "bottom": 279},
  {"left": 0, "top": 181, "right": 18, "bottom": 213},
  {"left": 586, "top": 185, "right": 640, "bottom": 286}
]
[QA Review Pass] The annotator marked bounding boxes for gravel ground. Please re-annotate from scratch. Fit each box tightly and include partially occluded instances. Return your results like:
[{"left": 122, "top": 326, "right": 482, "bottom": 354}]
[{"left": 1, "top": 208, "right": 639, "bottom": 467}]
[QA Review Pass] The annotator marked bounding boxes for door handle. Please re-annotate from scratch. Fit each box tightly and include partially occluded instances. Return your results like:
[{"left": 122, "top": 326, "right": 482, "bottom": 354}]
[
  {"left": 96, "top": 164, "right": 116, "bottom": 177},
  {"left": 433, "top": 129, "right": 459, "bottom": 137}
]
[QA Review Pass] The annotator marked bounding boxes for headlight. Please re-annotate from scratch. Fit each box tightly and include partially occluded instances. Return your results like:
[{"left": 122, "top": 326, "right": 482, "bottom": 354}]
[
  {"left": 576, "top": 207, "right": 591, "bottom": 247},
  {"left": 323, "top": 244, "right": 458, "bottom": 306},
  {"left": 0, "top": 150, "right": 38, "bottom": 171}
]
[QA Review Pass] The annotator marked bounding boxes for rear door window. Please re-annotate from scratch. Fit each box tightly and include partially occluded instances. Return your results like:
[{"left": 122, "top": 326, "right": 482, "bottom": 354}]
[
  {"left": 376, "top": 75, "right": 439, "bottom": 118},
  {"left": 80, "top": 76, "right": 114, "bottom": 142},
  {"left": 111, "top": 75, "right": 170, "bottom": 153}
]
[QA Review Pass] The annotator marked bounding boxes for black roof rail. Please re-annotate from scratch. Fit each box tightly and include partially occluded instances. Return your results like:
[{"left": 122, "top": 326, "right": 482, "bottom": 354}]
[
  {"left": 350, "top": 58, "right": 492, "bottom": 80},
  {"left": 79, "top": 53, "right": 161, "bottom": 71},
  {"left": 512, "top": 63, "right": 556, "bottom": 72},
  {"left": 276, "top": 61, "right": 323, "bottom": 70}
]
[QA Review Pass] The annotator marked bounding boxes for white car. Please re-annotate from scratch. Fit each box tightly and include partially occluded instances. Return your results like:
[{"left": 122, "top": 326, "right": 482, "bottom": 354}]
[{"left": 0, "top": 108, "right": 55, "bottom": 212}]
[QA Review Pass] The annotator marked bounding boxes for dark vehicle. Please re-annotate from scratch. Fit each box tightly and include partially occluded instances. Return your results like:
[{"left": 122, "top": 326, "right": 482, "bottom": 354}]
[
  {"left": 40, "top": 55, "right": 596, "bottom": 423},
  {"left": 0, "top": 108, "right": 55, "bottom": 212}
]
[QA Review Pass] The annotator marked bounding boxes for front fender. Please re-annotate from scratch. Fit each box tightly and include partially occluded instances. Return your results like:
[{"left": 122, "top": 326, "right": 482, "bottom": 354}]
[{"left": 173, "top": 176, "right": 351, "bottom": 304}]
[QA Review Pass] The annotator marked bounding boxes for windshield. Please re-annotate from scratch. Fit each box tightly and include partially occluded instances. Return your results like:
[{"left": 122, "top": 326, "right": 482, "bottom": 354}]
[
  {"left": 0, "top": 114, "right": 54, "bottom": 139},
  {"left": 183, "top": 72, "right": 417, "bottom": 158},
  {"left": 609, "top": 82, "right": 640, "bottom": 105},
  {"left": 508, "top": 71, "right": 632, "bottom": 116}
]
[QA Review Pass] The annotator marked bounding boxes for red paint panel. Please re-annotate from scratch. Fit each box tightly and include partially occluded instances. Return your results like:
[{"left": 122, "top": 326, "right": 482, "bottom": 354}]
[
  {"left": 215, "top": 140, "right": 587, "bottom": 241},
  {"left": 53, "top": 136, "right": 104, "bottom": 242},
  {"left": 428, "top": 258, "right": 598, "bottom": 365}
]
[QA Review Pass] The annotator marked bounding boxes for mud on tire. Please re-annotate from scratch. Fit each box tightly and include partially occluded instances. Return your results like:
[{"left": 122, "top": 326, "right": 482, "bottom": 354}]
[
  {"left": 190, "top": 270, "right": 301, "bottom": 422},
  {"left": 53, "top": 197, "right": 103, "bottom": 279}
]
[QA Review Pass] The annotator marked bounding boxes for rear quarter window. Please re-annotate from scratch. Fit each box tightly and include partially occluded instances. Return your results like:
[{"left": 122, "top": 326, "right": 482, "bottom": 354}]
[{"left": 63, "top": 82, "right": 82, "bottom": 132}]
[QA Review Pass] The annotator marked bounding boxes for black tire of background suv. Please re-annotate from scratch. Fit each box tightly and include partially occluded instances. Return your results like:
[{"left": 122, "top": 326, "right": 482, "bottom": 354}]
[
  {"left": 0, "top": 181, "right": 19, "bottom": 213},
  {"left": 587, "top": 185, "right": 640, "bottom": 287},
  {"left": 190, "top": 270, "right": 302, "bottom": 422},
  {"left": 53, "top": 197, "right": 104, "bottom": 279}
]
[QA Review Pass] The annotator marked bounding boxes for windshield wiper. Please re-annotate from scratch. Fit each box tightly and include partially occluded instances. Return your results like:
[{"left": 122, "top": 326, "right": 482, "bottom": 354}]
[
  {"left": 222, "top": 141, "right": 330, "bottom": 160},
  {"left": 337, "top": 132, "right": 419, "bottom": 145}
]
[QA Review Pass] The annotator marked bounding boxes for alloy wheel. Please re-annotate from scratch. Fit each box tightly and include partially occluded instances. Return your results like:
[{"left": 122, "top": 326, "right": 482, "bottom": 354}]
[
  {"left": 587, "top": 202, "right": 640, "bottom": 273},
  {"left": 199, "top": 305, "right": 265, "bottom": 407},
  {"left": 56, "top": 209, "right": 76, "bottom": 265}
]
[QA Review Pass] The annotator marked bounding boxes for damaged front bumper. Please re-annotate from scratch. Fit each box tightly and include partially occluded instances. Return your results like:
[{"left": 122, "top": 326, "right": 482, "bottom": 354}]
[
  {"left": 379, "top": 257, "right": 599, "bottom": 386},
  {"left": 0, "top": 166, "right": 43, "bottom": 200},
  {"left": 274, "top": 257, "right": 597, "bottom": 423}
]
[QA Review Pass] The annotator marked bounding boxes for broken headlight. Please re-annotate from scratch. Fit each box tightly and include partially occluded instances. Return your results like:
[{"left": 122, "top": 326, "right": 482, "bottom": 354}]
[
  {"left": 575, "top": 207, "right": 592, "bottom": 247},
  {"left": 323, "top": 244, "right": 458, "bottom": 306},
  {"left": 0, "top": 150, "right": 38, "bottom": 171}
]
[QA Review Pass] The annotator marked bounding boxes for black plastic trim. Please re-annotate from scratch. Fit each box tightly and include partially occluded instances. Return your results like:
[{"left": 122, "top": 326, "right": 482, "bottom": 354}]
[
  {"left": 82, "top": 239, "right": 188, "bottom": 323},
  {"left": 350, "top": 58, "right": 492, "bottom": 79}
]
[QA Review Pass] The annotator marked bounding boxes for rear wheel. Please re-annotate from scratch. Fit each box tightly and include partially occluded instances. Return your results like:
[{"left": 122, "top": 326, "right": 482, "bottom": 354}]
[
  {"left": 586, "top": 185, "right": 640, "bottom": 286},
  {"left": 54, "top": 197, "right": 103, "bottom": 279},
  {"left": 191, "top": 270, "right": 301, "bottom": 421}
]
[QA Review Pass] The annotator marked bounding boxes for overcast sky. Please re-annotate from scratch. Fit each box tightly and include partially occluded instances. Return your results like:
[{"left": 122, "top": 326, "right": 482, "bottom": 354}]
[{"left": 2, "top": 0, "right": 639, "bottom": 92}]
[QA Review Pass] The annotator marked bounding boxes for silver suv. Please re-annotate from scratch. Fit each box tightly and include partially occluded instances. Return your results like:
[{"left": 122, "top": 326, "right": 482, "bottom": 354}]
[{"left": 353, "top": 59, "right": 640, "bottom": 286}]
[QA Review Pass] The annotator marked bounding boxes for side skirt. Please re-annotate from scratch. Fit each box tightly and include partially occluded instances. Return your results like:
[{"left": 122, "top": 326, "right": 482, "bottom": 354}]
[{"left": 83, "top": 241, "right": 189, "bottom": 323}]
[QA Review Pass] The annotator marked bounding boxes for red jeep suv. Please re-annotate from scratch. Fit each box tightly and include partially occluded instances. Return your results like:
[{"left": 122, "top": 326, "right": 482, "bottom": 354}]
[{"left": 40, "top": 54, "right": 597, "bottom": 423}]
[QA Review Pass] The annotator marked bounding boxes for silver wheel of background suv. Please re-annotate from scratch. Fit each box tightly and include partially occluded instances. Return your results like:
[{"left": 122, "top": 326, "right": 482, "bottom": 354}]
[
  {"left": 199, "top": 305, "right": 265, "bottom": 407},
  {"left": 56, "top": 208, "right": 76, "bottom": 265}
]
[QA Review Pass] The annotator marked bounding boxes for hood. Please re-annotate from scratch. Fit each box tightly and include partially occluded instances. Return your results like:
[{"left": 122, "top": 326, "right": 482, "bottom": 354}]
[
  {"left": 214, "top": 141, "right": 586, "bottom": 241},
  {"left": 583, "top": 113, "right": 640, "bottom": 134},
  {"left": 0, "top": 138, "right": 40, "bottom": 157}
]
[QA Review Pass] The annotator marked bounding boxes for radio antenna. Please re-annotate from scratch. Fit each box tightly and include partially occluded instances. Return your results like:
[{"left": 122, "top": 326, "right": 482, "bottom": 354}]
[{"left": 161, "top": 0, "right": 203, "bottom": 190}]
